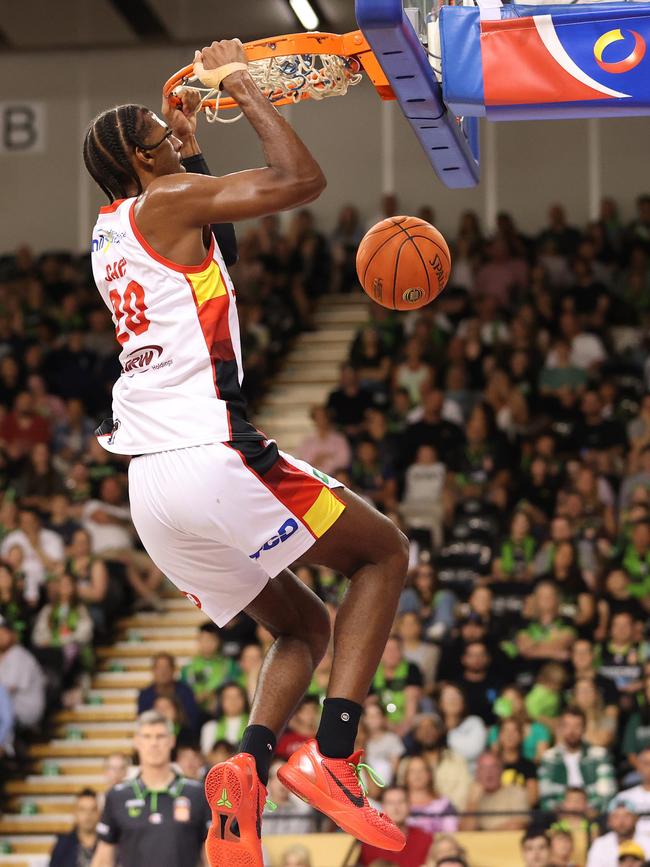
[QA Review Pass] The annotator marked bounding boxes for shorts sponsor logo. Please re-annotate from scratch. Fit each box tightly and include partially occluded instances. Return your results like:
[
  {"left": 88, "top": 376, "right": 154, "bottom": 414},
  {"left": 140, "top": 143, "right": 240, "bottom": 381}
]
[
  {"left": 108, "top": 418, "right": 120, "bottom": 446},
  {"left": 92, "top": 229, "right": 126, "bottom": 254},
  {"left": 249, "top": 518, "right": 299, "bottom": 560},
  {"left": 183, "top": 592, "right": 202, "bottom": 609},
  {"left": 122, "top": 344, "right": 172, "bottom": 374}
]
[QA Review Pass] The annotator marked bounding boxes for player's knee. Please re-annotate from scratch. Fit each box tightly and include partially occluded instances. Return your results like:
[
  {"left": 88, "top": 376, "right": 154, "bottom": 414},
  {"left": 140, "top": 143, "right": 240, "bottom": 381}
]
[{"left": 387, "top": 527, "right": 410, "bottom": 587}]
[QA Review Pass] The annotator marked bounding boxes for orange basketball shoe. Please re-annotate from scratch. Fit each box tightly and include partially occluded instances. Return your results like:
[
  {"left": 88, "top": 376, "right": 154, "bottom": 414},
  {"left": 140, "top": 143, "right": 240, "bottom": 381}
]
[
  {"left": 277, "top": 739, "right": 405, "bottom": 851},
  {"left": 204, "top": 753, "right": 273, "bottom": 867}
]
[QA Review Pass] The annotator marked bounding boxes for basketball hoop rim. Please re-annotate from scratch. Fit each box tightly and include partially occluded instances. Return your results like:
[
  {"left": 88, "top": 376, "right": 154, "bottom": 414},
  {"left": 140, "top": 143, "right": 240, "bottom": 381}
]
[{"left": 162, "top": 30, "right": 388, "bottom": 112}]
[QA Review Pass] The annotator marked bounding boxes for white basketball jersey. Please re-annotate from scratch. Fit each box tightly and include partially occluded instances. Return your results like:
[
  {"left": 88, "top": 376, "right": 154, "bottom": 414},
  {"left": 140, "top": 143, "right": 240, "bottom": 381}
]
[{"left": 90, "top": 197, "right": 259, "bottom": 455}]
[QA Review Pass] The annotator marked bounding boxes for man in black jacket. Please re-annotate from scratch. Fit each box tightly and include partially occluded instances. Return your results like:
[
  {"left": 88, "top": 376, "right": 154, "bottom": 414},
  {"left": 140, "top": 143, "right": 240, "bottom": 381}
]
[{"left": 49, "top": 788, "right": 99, "bottom": 867}]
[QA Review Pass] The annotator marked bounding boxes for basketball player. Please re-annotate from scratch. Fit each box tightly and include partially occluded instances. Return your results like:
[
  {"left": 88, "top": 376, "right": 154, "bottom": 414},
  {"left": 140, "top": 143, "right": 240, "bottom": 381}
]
[{"left": 84, "top": 39, "right": 407, "bottom": 866}]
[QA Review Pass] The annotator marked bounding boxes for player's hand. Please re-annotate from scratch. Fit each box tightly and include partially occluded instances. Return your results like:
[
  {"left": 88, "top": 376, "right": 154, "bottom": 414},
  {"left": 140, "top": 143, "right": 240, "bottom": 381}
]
[
  {"left": 195, "top": 39, "right": 248, "bottom": 89},
  {"left": 161, "top": 85, "right": 201, "bottom": 143}
]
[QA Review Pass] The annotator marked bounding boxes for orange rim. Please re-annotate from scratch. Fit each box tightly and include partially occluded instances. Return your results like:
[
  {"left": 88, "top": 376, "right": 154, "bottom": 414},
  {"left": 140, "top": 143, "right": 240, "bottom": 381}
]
[{"left": 162, "top": 30, "right": 392, "bottom": 111}]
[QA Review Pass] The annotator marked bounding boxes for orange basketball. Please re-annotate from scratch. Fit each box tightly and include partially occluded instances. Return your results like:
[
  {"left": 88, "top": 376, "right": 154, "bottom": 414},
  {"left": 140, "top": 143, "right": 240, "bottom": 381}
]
[{"left": 356, "top": 216, "right": 451, "bottom": 310}]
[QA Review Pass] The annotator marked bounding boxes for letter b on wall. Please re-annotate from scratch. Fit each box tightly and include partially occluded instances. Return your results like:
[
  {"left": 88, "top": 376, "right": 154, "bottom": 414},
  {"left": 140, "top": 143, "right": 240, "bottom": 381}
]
[{"left": 0, "top": 103, "right": 46, "bottom": 153}]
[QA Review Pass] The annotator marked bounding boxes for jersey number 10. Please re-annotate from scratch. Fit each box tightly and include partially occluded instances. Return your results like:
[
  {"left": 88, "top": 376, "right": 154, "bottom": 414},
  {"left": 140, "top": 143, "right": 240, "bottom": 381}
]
[{"left": 109, "top": 281, "right": 150, "bottom": 345}]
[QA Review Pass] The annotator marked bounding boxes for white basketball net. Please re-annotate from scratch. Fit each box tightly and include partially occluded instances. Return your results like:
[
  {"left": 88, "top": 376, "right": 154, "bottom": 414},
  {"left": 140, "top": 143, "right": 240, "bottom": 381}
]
[{"left": 175, "top": 53, "right": 363, "bottom": 123}]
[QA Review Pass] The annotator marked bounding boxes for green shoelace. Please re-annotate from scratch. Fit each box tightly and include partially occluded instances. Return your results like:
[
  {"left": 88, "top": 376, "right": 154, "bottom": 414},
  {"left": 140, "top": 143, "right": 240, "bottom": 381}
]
[{"left": 352, "top": 762, "right": 386, "bottom": 797}]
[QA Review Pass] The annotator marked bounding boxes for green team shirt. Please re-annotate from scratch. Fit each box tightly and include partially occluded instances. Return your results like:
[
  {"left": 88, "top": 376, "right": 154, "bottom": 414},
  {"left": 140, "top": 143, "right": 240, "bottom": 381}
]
[{"left": 181, "top": 656, "right": 240, "bottom": 708}]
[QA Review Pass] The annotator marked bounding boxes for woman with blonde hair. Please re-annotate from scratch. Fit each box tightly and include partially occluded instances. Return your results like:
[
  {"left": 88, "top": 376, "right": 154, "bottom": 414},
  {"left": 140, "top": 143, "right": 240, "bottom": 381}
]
[
  {"left": 397, "top": 755, "right": 458, "bottom": 834},
  {"left": 572, "top": 677, "right": 617, "bottom": 749}
]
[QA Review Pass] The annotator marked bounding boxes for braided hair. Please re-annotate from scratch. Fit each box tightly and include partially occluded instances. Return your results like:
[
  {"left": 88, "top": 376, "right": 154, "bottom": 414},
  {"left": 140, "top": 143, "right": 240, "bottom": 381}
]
[{"left": 83, "top": 104, "right": 152, "bottom": 202}]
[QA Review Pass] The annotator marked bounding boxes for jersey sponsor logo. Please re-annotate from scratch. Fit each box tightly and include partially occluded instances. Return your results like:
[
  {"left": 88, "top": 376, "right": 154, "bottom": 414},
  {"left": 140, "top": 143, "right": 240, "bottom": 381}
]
[
  {"left": 249, "top": 518, "right": 299, "bottom": 560},
  {"left": 122, "top": 344, "right": 170, "bottom": 374},
  {"left": 106, "top": 258, "right": 127, "bottom": 282},
  {"left": 92, "top": 228, "right": 126, "bottom": 254},
  {"left": 173, "top": 796, "right": 191, "bottom": 822}
]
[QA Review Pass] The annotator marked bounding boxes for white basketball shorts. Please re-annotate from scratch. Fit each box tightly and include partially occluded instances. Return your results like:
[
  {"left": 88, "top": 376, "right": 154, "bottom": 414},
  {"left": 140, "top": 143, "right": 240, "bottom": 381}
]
[{"left": 128, "top": 439, "right": 346, "bottom": 626}]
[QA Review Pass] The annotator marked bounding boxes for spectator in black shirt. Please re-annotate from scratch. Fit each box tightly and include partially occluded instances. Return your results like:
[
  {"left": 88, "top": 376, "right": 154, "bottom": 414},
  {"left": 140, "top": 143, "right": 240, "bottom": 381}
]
[
  {"left": 568, "top": 639, "right": 619, "bottom": 708},
  {"left": 137, "top": 653, "right": 201, "bottom": 739},
  {"left": 326, "top": 363, "right": 373, "bottom": 436},
  {"left": 402, "top": 389, "right": 464, "bottom": 467},
  {"left": 49, "top": 788, "right": 99, "bottom": 867},
  {"left": 573, "top": 390, "right": 627, "bottom": 456},
  {"left": 494, "top": 717, "right": 539, "bottom": 807},
  {"left": 458, "top": 640, "right": 502, "bottom": 725},
  {"left": 537, "top": 204, "right": 582, "bottom": 258}
]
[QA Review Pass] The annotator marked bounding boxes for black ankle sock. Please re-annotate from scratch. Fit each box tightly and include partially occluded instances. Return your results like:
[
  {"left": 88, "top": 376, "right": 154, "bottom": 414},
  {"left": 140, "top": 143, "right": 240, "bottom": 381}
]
[
  {"left": 316, "top": 697, "right": 363, "bottom": 759},
  {"left": 239, "top": 725, "right": 276, "bottom": 786}
]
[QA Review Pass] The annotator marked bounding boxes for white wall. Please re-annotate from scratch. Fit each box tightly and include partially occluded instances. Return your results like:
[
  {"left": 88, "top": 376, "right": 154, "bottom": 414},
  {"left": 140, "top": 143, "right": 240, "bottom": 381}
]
[{"left": 1, "top": 46, "right": 649, "bottom": 253}]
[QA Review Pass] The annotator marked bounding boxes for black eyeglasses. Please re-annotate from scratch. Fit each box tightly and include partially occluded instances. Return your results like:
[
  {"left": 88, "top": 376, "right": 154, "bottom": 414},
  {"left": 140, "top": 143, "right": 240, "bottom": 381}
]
[{"left": 136, "top": 127, "right": 173, "bottom": 151}]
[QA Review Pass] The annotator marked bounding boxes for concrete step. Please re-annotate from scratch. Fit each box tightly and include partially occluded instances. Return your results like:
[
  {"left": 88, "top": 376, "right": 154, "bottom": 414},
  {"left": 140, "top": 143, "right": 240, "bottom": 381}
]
[
  {"left": 93, "top": 671, "right": 152, "bottom": 689},
  {"left": 117, "top": 625, "right": 194, "bottom": 640},
  {"left": 53, "top": 721, "right": 134, "bottom": 737},
  {"left": 56, "top": 704, "right": 135, "bottom": 723},
  {"left": 314, "top": 308, "right": 368, "bottom": 325},
  {"left": 9, "top": 796, "right": 76, "bottom": 815},
  {"left": 98, "top": 655, "right": 173, "bottom": 671},
  {"left": 118, "top": 612, "right": 207, "bottom": 629},
  {"left": 0, "top": 813, "right": 74, "bottom": 833},
  {"left": 34, "top": 758, "right": 104, "bottom": 775},
  {"left": 97, "top": 641, "right": 195, "bottom": 657},
  {"left": 294, "top": 328, "right": 356, "bottom": 345},
  {"left": 30, "top": 739, "right": 132, "bottom": 758},
  {"left": 263, "top": 385, "right": 330, "bottom": 405},
  {"left": 0, "top": 836, "right": 56, "bottom": 855},
  {"left": 87, "top": 689, "right": 137, "bottom": 703},
  {"left": 0, "top": 857, "right": 48, "bottom": 867},
  {"left": 7, "top": 777, "right": 106, "bottom": 796},
  {"left": 290, "top": 343, "right": 351, "bottom": 362}
]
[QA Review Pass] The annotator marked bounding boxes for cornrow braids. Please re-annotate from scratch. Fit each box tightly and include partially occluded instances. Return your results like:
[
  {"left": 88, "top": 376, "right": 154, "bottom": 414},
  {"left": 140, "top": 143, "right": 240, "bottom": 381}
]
[{"left": 83, "top": 104, "right": 152, "bottom": 203}]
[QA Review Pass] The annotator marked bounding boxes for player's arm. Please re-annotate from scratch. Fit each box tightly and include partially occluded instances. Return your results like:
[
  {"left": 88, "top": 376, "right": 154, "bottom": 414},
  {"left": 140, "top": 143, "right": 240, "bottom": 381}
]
[
  {"left": 145, "top": 40, "right": 326, "bottom": 226},
  {"left": 162, "top": 90, "right": 238, "bottom": 266},
  {"left": 90, "top": 842, "right": 116, "bottom": 867}
]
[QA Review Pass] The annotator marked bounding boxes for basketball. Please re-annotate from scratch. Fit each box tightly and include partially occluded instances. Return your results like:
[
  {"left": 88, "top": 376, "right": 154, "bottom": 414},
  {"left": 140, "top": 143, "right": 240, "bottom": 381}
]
[{"left": 356, "top": 216, "right": 451, "bottom": 311}]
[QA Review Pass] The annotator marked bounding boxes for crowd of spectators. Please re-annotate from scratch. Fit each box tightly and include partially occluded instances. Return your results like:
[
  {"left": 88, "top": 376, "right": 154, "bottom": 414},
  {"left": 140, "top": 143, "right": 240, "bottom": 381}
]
[{"left": 1, "top": 192, "right": 650, "bottom": 867}]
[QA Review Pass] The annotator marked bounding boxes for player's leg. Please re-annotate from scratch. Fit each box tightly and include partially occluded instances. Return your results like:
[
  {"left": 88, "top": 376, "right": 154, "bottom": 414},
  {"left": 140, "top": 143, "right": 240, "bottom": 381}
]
[
  {"left": 238, "top": 568, "right": 331, "bottom": 777},
  {"left": 277, "top": 487, "right": 408, "bottom": 851},
  {"left": 301, "top": 487, "right": 408, "bottom": 708}
]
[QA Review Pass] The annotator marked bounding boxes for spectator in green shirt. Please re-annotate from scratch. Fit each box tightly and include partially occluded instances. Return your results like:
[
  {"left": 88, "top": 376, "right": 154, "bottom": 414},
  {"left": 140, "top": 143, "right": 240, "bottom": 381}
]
[
  {"left": 516, "top": 581, "right": 576, "bottom": 665},
  {"left": 493, "top": 511, "right": 537, "bottom": 582},
  {"left": 181, "top": 623, "right": 240, "bottom": 716},
  {"left": 539, "top": 340, "right": 588, "bottom": 396},
  {"left": 615, "top": 520, "right": 650, "bottom": 598}
]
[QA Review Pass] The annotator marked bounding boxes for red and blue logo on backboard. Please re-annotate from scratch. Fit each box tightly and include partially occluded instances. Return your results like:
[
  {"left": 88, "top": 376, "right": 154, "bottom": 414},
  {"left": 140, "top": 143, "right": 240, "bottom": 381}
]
[{"left": 593, "top": 28, "right": 646, "bottom": 73}]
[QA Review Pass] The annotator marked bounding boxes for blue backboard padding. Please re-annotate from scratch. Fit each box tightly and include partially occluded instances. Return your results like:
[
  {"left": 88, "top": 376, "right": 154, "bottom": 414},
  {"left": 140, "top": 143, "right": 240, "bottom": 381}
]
[
  {"left": 356, "top": 0, "right": 480, "bottom": 188},
  {"left": 487, "top": 102, "right": 650, "bottom": 119},
  {"left": 441, "top": 3, "right": 650, "bottom": 120},
  {"left": 440, "top": 6, "right": 485, "bottom": 116},
  {"left": 504, "top": 2, "right": 650, "bottom": 19}
]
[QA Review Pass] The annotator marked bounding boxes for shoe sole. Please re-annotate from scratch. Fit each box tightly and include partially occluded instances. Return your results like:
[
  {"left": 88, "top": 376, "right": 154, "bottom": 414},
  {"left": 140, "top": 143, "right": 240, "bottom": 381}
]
[
  {"left": 204, "top": 762, "right": 264, "bottom": 867},
  {"left": 277, "top": 764, "right": 405, "bottom": 852}
]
